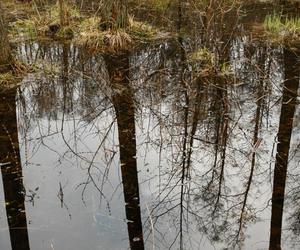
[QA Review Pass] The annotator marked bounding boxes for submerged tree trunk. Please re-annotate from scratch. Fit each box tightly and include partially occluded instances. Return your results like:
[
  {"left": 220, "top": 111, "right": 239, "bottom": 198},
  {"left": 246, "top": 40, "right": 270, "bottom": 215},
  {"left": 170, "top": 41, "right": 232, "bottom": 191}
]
[
  {"left": 105, "top": 54, "right": 144, "bottom": 250},
  {"left": 0, "top": 2, "right": 12, "bottom": 72},
  {"left": 0, "top": 88, "right": 30, "bottom": 250},
  {"left": 269, "top": 48, "right": 300, "bottom": 250}
]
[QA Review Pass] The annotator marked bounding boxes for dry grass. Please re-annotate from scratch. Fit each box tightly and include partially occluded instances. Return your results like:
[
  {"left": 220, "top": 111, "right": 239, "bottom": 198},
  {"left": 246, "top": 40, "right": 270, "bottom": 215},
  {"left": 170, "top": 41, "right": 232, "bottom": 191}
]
[
  {"left": 76, "top": 28, "right": 132, "bottom": 52},
  {"left": 75, "top": 16, "right": 156, "bottom": 51},
  {"left": 0, "top": 60, "right": 28, "bottom": 89},
  {"left": 9, "top": 2, "right": 81, "bottom": 40},
  {"left": 128, "top": 15, "right": 157, "bottom": 39},
  {"left": 10, "top": 19, "right": 37, "bottom": 40},
  {"left": 0, "top": 73, "right": 23, "bottom": 89},
  {"left": 103, "top": 30, "right": 132, "bottom": 50},
  {"left": 0, "top": 72, "right": 15, "bottom": 86},
  {"left": 188, "top": 47, "right": 215, "bottom": 65},
  {"left": 6, "top": 1, "right": 162, "bottom": 52}
]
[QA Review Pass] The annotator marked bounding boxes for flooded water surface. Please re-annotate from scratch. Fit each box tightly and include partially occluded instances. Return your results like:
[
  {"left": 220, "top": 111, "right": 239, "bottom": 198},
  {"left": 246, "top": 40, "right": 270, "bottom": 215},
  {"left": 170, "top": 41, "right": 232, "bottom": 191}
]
[{"left": 1, "top": 5, "right": 300, "bottom": 250}]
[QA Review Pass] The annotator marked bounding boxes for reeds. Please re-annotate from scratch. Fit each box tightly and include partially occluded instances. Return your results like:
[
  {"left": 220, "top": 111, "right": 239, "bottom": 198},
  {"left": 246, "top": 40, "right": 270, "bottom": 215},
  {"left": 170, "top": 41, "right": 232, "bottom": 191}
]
[{"left": 264, "top": 12, "right": 300, "bottom": 39}]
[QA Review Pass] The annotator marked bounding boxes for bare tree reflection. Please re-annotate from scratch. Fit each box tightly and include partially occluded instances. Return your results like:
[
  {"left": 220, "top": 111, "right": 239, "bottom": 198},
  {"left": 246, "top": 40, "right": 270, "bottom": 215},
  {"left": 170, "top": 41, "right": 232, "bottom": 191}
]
[{"left": 12, "top": 33, "right": 297, "bottom": 250}]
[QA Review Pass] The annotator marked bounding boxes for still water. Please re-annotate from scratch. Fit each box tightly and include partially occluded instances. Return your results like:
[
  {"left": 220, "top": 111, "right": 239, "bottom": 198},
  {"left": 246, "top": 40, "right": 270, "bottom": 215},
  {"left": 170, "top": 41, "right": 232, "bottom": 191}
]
[{"left": 1, "top": 30, "right": 300, "bottom": 250}]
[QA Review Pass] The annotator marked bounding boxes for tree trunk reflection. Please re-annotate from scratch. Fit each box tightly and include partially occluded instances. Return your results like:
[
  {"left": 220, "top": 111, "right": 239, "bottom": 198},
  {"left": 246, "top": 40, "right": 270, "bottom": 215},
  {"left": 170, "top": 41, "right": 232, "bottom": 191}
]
[
  {"left": 269, "top": 48, "right": 300, "bottom": 250},
  {"left": 0, "top": 88, "right": 30, "bottom": 250},
  {"left": 105, "top": 54, "right": 144, "bottom": 250}
]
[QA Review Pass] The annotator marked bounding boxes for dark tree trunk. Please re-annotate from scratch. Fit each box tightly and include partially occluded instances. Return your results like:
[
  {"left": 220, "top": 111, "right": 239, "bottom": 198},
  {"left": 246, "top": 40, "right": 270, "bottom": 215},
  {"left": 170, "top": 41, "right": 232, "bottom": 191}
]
[
  {"left": 105, "top": 54, "right": 144, "bottom": 250},
  {"left": 269, "top": 48, "right": 300, "bottom": 250},
  {"left": 0, "top": 88, "right": 30, "bottom": 250}
]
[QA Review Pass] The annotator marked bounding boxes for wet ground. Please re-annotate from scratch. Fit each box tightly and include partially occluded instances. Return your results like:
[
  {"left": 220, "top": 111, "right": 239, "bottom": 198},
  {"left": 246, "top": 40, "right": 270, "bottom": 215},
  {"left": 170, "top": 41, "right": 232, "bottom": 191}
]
[{"left": 1, "top": 2, "right": 300, "bottom": 250}]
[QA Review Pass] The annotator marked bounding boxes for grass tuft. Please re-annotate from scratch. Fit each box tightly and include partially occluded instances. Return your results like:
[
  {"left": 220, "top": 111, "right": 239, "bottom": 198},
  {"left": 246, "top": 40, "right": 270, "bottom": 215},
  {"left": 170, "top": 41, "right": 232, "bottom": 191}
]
[
  {"left": 7, "top": 1, "right": 161, "bottom": 51},
  {"left": 127, "top": 16, "right": 157, "bottom": 39},
  {"left": 188, "top": 47, "right": 215, "bottom": 65},
  {"left": 264, "top": 12, "right": 300, "bottom": 40},
  {"left": 103, "top": 30, "right": 132, "bottom": 51},
  {"left": 264, "top": 12, "right": 283, "bottom": 34},
  {"left": 75, "top": 17, "right": 104, "bottom": 50},
  {"left": 76, "top": 17, "right": 132, "bottom": 51}
]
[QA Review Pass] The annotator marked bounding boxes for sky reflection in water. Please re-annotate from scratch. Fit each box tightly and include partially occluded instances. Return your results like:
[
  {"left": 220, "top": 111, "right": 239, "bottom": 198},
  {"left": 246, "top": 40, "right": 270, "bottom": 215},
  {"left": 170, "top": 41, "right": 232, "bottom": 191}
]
[{"left": 0, "top": 35, "right": 300, "bottom": 250}]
